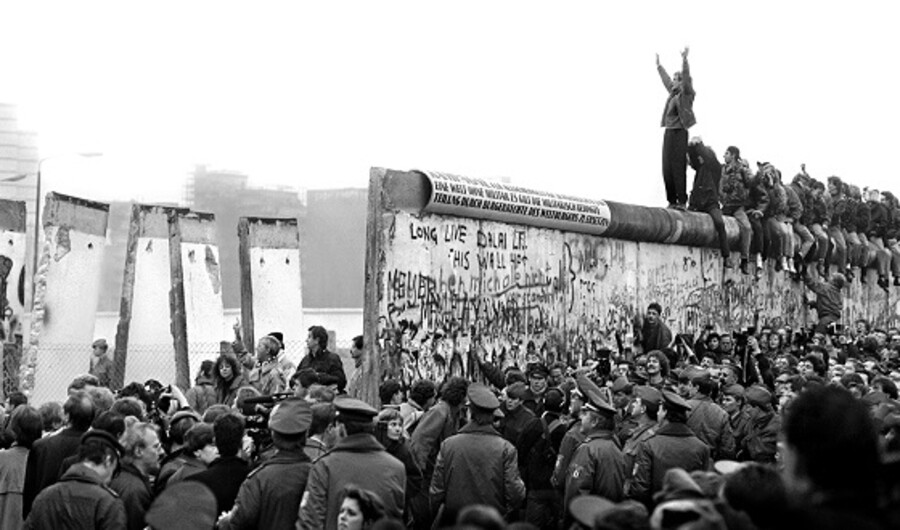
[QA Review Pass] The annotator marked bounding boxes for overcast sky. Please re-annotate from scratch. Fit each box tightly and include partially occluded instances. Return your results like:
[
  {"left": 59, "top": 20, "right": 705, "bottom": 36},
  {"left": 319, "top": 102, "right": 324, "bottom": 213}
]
[{"left": 2, "top": 1, "right": 898, "bottom": 207}]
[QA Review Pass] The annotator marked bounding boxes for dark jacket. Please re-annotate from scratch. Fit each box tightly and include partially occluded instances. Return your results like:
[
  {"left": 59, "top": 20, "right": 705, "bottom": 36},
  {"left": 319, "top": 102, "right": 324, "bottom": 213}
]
[
  {"left": 804, "top": 275, "right": 843, "bottom": 320},
  {"left": 785, "top": 184, "right": 804, "bottom": 222},
  {"left": 219, "top": 449, "right": 310, "bottom": 530},
  {"left": 409, "top": 400, "right": 461, "bottom": 479},
  {"left": 186, "top": 455, "right": 250, "bottom": 515},
  {"left": 765, "top": 182, "right": 788, "bottom": 218},
  {"left": 720, "top": 159, "right": 752, "bottom": 214},
  {"left": 687, "top": 143, "right": 722, "bottom": 212},
  {"left": 829, "top": 193, "right": 847, "bottom": 227},
  {"left": 867, "top": 201, "right": 889, "bottom": 238},
  {"left": 299, "top": 434, "right": 406, "bottom": 530},
  {"left": 640, "top": 320, "right": 673, "bottom": 352},
  {"left": 551, "top": 422, "right": 586, "bottom": 491},
  {"left": 22, "top": 426, "right": 87, "bottom": 518},
  {"left": 430, "top": 422, "right": 525, "bottom": 520},
  {"left": 808, "top": 190, "right": 831, "bottom": 225},
  {"left": 109, "top": 463, "right": 152, "bottom": 530},
  {"left": 622, "top": 421, "right": 657, "bottom": 473},
  {"left": 185, "top": 376, "right": 217, "bottom": 414},
  {"left": 89, "top": 356, "right": 114, "bottom": 388},
  {"left": 686, "top": 396, "right": 735, "bottom": 460},
  {"left": 564, "top": 429, "right": 628, "bottom": 507},
  {"left": 500, "top": 404, "right": 538, "bottom": 449},
  {"left": 297, "top": 349, "right": 347, "bottom": 393},
  {"left": 24, "top": 464, "right": 125, "bottom": 530},
  {"left": 658, "top": 55, "right": 696, "bottom": 129},
  {"left": 739, "top": 410, "right": 780, "bottom": 464},
  {"left": 745, "top": 174, "right": 770, "bottom": 214},
  {"left": 216, "top": 372, "right": 249, "bottom": 406},
  {"left": 630, "top": 422, "right": 710, "bottom": 503},
  {"left": 517, "top": 412, "right": 566, "bottom": 491}
]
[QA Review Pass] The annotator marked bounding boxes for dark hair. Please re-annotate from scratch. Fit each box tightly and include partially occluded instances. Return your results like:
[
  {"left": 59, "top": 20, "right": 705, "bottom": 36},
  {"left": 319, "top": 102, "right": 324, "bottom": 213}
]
[
  {"left": 309, "top": 403, "right": 336, "bottom": 436},
  {"left": 292, "top": 368, "right": 319, "bottom": 389},
  {"left": 379, "top": 380, "right": 402, "bottom": 406},
  {"left": 185, "top": 423, "right": 215, "bottom": 454},
  {"left": 722, "top": 463, "right": 787, "bottom": 529},
  {"left": 872, "top": 376, "right": 899, "bottom": 399},
  {"left": 802, "top": 354, "right": 826, "bottom": 377},
  {"left": 544, "top": 388, "right": 565, "bottom": 414},
  {"left": 726, "top": 146, "right": 741, "bottom": 159},
  {"left": 65, "top": 390, "right": 96, "bottom": 431},
  {"left": 409, "top": 380, "right": 437, "bottom": 408},
  {"left": 647, "top": 350, "right": 670, "bottom": 378},
  {"left": 643, "top": 400, "right": 660, "bottom": 421},
  {"left": 469, "top": 406, "right": 495, "bottom": 426},
  {"left": 118, "top": 382, "right": 152, "bottom": 411},
  {"left": 78, "top": 437, "right": 120, "bottom": 467},
  {"left": 9, "top": 406, "right": 43, "bottom": 449},
  {"left": 784, "top": 386, "right": 879, "bottom": 497},
  {"left": 457, "top": 504, "right": 505, "bottom": 530},
  {"left": 91, "top": 411, "right": 126, "bottom": 440},
  {"left": 341, "top": 485, "right": 386, "bottom": 526},
  {"left": 214, "top": 354, "right": 242, "bottom": 384},
  {"left": 7, "top": 391, "right": 27, "bottom": 408},
  {"left": 197, "top": 360, "right": 215, "bottom": 381},
  {"left": 694, "top": 378, "right": 717, "bottom": 396},
  {"left": 68, "top": 374, "right": 100, "bottom": 392},
  {"left": 342, "top": 421, "right": 375, "bottom": 436},
  {"left": 352, "top": 335, "right": 364, "bottom": 350},
  {"left": 440, "top": 377, "right": 470, "bottom": 407},
  {"left": 169, "top": 415, "right": 199, "bottom": 446},
  {"left": 202, "top": 404, "right": 232, "bottom": 424},
  {"left": 308, "top": 325, "right": 329, "bottom": 350},
  {"left": 664, "top": 407, "right": 687, "bottom": 423},
  {"left": 110, "top": 397, "right": 144, "bottom": 421},
  {"left": 38, "top": 401, "right": 64, "bottom": 432},
  {"left": 213, "top": 413, "right": 245, "bottom": 457},
  {"left": 647, "top": 302, "right": 663, "bottom": 314},
  {"left": 504, "top": 370, "right": 527, "bottom": 387},
  {"left": 272, "top": 429, "right": 307, "bottom": 450}
]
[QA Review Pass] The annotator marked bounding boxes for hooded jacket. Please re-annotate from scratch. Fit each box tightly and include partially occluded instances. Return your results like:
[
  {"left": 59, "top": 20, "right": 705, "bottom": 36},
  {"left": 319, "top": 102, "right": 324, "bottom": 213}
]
[{"left": 658, "top": 55, "right": 696, "bottom": 129}]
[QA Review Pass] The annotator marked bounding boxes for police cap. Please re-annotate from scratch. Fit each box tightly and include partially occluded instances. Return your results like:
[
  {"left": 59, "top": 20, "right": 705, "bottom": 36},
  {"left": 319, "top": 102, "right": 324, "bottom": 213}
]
[
  {"left": 634, "top": 385, "right": 662, "bottom": 406},
  {"left": 611, "top": 376, "right": 633, "bottom": 393},
  {"left": 582, "top": 389, "right": 617, "bottom": 416},
  {"left": 334, "top": 397, "right": 378, "bottom": 424},
  {"left": 467, "top": 383, "right": 500, "bottom": 411},
  {"left": 660, "top": 390, "right": 692, "bottom": 412},
  {"left": 81, "top": 430, "right": 124, "bottom": 456},
  {"left": 569, "top": 495, "right": 616, "bottom": 528},
  {"left": 722, "top": 384, "right": 745, "bottom": 398},
  {"left": 268, "top": 397, "right": 313, "bottom": 434},
  {"left": 745, "top": 386, "right": 773, "bottom": 408}
]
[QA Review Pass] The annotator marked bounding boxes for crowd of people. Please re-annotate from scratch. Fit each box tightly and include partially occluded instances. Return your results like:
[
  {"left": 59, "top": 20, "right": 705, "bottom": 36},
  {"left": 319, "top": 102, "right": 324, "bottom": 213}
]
[
  {"left": 0, "top": 309, "right": 898, "bottom": 530},
  {"left": 659, "top": 47, "right": 900, "bottom": 287}
]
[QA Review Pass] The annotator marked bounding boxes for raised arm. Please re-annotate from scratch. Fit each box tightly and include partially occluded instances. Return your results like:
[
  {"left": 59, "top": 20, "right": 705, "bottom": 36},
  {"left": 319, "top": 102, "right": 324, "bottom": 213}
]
[
  {"left": 657, "top": 53, "right": 673, "bottom": 92},
  {"left": 681, "top": 47, "right": 693, "bottom": 94}
]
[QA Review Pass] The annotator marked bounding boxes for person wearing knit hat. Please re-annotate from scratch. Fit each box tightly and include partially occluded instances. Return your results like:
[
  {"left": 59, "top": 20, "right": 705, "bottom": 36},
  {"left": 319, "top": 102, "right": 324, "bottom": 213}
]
[
  {"left": 218, "top": 398, "right": 314, "bottom": 530},
  {"left": 737, "top": 386, "right": 780, "bottom": 464},
  {"left": 429, "top": 383, "right": 525, "bottom": 526},
  {"left": 299, "top": 395, "right": 407, "bottom": 530},
  {"left": 630, "top": 390, "right": 710, "bottom": 503},
  {"left": 499, "top": 381, "right": 539, "bottom": 449},
  {"left": 564, "top": 388, "right": 628, "bottom": 520}
]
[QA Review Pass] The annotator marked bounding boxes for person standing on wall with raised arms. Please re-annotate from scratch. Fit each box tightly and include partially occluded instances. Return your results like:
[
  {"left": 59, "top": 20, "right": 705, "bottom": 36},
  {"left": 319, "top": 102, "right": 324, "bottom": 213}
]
[{"left": 657, "top": 46, "right": 696, "bottom": 211}]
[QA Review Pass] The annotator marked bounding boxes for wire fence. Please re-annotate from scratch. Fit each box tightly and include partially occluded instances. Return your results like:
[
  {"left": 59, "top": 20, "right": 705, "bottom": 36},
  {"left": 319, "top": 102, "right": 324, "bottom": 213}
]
[{"left": 1, "top": 338, "right": 357, "bottom": 404}]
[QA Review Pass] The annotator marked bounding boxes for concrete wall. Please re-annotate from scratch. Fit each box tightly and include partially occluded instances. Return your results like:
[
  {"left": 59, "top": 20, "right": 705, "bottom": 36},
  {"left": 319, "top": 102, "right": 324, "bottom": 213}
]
[
  {"left": 1, "top": 199, "right": 27, "bottom": 397},
  {"left": 238, "top": 218, "right": 303, "bottom": 350},
  {"left": 25, "top": 193, "right": 108, "bottom": 404},
  {"left": 365, "top": 168, "right": 899, "bottom": 390}
]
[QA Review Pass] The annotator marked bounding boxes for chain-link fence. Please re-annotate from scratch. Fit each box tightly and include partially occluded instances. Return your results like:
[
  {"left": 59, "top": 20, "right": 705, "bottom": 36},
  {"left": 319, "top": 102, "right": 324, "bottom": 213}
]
[{"left": 1, "top": 337, "right": 357, "bottom": 405}]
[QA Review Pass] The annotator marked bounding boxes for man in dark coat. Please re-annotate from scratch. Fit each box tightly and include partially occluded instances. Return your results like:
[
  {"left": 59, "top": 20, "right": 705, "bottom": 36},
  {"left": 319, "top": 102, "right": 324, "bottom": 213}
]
[
  {"left": 298, "top": 397, "right": 406, "bottom": 530},
  {"left": 110, "top": 420, "right": 163, "bottom": 530},
  {"left": 22, "top": 390, "right": 95, "bottom": 518},
  {"left": 297, "top": 325, "right": 347, "bottom": 393},
  {"left": 24, "top": 431, "right": 125, "bottom": 530},
  {"left": 687, "top": 137, "right": 729, "bottom": 263},
  {"left": 430, "top": 384, "right": 525, "bottom": 524},
  {"left": 219, "top": 399, "right": 313, "bottom": 530},
  {"left": 657, "top": 46, "right": 696, "bottom": 210},
  {"left": 564, "top": 389, "right": 628, "bottom": 508},
  {"left": 685, "top": 370, "right": 735, "bottom": 460},
  {"left": 630, "top": 390, "right": 710, "bottom": 504},
  {"left": 187, "top": 413, "right": 250, "bottom": 515},
  {"left": 639, "top": 302, "right": 673, "bottom": 353},
  {"left": 516, "top": 388, "right": 567, "bottom": 530},
  {"left": 737, "top": 386, "right": 780, "bottom": 464}
]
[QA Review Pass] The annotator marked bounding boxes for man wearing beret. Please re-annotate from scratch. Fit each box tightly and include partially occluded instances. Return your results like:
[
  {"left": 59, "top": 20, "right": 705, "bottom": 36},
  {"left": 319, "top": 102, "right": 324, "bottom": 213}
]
[
  {"left": 564, "top": 389, "right": 627, "bottom": 511},
  {"left": 430, "top": 384, "right": 525, "bottom": 524},
  {"left": 737, "top": 386, "right": 780, "bottom": 464},
  {"left": 24, "top": 431, "right": 126, "bottom": 529},
  {"left": 219, "top": 398, "right": 314, "bottom": 530},
  {"left": 299, "top": 397, "right": 406, "bottom": 530},
  {"left": 685, "top": 370, "right": 735, "bottom": 460},
  {"left": 630, "top": 390, "right": 710, "bottom": 504}
]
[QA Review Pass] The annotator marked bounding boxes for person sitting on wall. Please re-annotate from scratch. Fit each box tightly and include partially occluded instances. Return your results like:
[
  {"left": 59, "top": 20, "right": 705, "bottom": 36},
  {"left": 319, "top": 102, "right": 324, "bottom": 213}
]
[
  {"left": 721, "top": 146, "right": 754, "bottom": 275},
  {"left": 686, "top": 137, "right": 730, "bottom": 267}
]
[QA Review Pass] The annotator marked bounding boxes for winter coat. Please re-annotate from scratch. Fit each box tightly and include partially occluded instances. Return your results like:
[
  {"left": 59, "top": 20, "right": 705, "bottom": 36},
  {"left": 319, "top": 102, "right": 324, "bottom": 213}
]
[
  {"left": 686, "top": 396, "right": 736, "bottom": 460},
  {"left": 187, "top": 455, "right": 250, "bottom": 515},
  {"left": 248, "top": 361, "right": 286, "bottom": 397},
  {"left": 868, "top": 201, "right": 890, "bottom": 238},
  {"left": 430, "top": 422, "right": 525, "bottom": 520},
  {"left": 739, "top": 410, "right": 781, "bottom": 464},
  {"left": 687, "top": 143, "right": 722, "bottom": 212},
  {"left": 630, "top": 422, "right": 710, "bottom": 503},
  {"left": 109, "top": 463, "right": 152, "bottom": 530},
  {"left": 764, "top": 182, "right": 788, "bottom": 218},
  {"left": 720, "top": 160, "right": 752, "bottom": 214},
  {"left": 658, "top": 55, "right": 696, "bottom": 129},
  {"left": 22, "top": 427, "right": 87, "bottom": 518},
  {"left": 297, "top": 349, "right": 347, "bottom": 393},
  {"left": 0, "top": 446, "right": 29, "bottom": 530},
  {"left": 220, "top": 449, "right": 311, "bottom": 530},
  {"left": 564, "top": 430, "right": 628, "bottom": 508},
  {"left": 745, "top": 174, "right": 770, "bottom": 214},
  {"left": 552, "top": 422, "right": 586, "bottom": 490},
  {"left": 785, "top": 184, "right": 804, "bottom": 222},
  {"left": 299, "top": 434, "right": 406, "bottom": 530},
  {"left": 829, "top": 194, "right": 847, "bottom": 227},
  {"left": 24, "top": 464, "right": 125, "bottom": 530},
  {"left": 409, "top": 400, "right": 461, "bottom": 478},
  {"left": 216, "top": 372, "right": 249, "bottom": 406},
  {"left": 185, "top": 377, "right": 217, "bottom": 414}
]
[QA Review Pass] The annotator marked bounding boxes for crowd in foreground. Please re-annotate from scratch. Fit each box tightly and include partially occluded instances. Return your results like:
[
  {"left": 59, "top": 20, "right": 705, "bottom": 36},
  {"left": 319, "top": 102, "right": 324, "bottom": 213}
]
[{"left": 0, "top": 319, "right": 898, "bottom": 530}]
